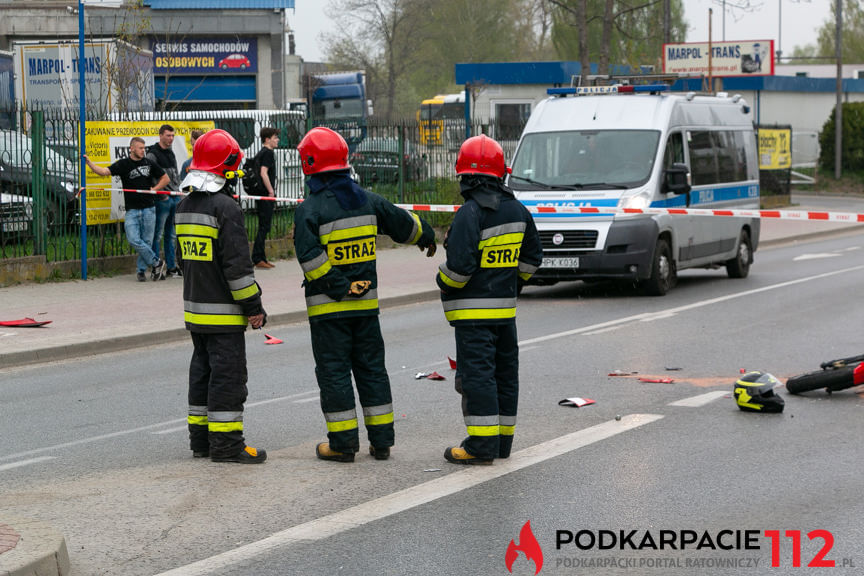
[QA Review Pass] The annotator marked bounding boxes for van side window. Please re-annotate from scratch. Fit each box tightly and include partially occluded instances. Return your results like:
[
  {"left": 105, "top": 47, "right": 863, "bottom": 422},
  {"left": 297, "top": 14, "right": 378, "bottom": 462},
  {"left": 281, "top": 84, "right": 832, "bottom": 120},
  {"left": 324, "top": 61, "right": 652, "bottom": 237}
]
[
  {"left": 663, "top": 132, "right": 685, "bottom": 169},
  {"left": 688, "top": 130, "right": 751, "bottom": 185},
  {"left": 687, "top": 130, "right": 718, "bottom": 185},
  {"left": 715, "top": 131, "right": 747, "bottom": 183}
]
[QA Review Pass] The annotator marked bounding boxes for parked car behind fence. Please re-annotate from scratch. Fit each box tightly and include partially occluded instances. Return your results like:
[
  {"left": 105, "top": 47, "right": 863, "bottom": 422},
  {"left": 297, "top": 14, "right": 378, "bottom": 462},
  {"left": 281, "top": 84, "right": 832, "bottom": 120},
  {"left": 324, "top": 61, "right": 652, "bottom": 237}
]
[
  {"left": 350, "top": 137, "right": 426, "bottom": 185},
  {"left": 0, "top": 129, "right": 78, "bottom": 227}
]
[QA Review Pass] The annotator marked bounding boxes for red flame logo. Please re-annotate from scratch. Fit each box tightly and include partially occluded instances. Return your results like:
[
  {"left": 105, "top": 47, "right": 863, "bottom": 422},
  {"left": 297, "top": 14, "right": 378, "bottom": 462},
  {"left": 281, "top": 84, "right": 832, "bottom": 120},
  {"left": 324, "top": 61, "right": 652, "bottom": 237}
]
[{"left": 505, "top": 520, "right": 544, "bottom": 574}]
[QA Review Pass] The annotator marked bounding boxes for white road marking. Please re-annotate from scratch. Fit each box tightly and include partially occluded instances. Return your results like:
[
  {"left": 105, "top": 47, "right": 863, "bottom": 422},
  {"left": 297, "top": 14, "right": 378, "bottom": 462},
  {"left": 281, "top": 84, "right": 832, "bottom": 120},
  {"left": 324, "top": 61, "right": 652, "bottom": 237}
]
[
  {"left": 793, "top": 253, "right": 841, "bottom": 261},
  {"left": 292, "top": 397, "right": 319, "bottom": 404},
  {"left": 152, "top": 426, "right": 187, "bottom": 435},
  {"left": 152, "top": 413, "right": 664, "bottom": 576},
  {"left": 583, "top": 326, "right": 625, "bottom": 336},
  {"left": 0, "top": 456, "right": 56, "bottom": 472},
  {"left": 668, "top": 390, "right": 729, "bottom": 407},
  {"left": 520, "top": 264, "right": 864, "bottom": 347},
  {"left": 0, "top": 389, "right": 319, "bottom": 463}
]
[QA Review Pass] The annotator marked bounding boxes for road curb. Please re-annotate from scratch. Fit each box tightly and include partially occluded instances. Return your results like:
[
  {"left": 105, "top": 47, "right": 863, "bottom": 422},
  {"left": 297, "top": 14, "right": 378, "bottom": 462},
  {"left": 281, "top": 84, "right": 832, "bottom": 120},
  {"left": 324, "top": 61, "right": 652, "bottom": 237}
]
[
  {"left": 0, "top": 290, "right": 443, "bottom": 370},
  {"left": 760, "top": 224, "right": 864, "bottom": 248},
  {"left": 0, "top": 517, "right": 70, "bottom": 576}
]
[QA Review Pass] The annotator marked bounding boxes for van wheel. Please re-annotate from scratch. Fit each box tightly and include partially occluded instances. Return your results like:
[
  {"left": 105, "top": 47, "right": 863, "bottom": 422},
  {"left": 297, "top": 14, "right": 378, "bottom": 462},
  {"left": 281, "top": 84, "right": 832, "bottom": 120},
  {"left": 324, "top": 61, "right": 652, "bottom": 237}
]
[
  {"left": 641, "top": 238, "right": 674, "bottom": 296},
  {"left": 726, "top": 230, "right": 751, "bottom": 279}
]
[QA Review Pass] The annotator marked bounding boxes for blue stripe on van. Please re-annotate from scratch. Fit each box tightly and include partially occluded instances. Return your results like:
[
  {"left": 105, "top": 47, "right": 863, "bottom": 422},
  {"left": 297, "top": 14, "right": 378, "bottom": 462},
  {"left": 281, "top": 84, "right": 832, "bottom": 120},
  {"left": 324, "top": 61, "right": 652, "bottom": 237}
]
[
  {"left": 518, "top": 184, "right": 759, "bottom": 217},
  {"left": 519, "top": 198, "right": 619, "bottom": 218},
  {"left": 651, "top": 184, "right": 760, "bottom": 208}
]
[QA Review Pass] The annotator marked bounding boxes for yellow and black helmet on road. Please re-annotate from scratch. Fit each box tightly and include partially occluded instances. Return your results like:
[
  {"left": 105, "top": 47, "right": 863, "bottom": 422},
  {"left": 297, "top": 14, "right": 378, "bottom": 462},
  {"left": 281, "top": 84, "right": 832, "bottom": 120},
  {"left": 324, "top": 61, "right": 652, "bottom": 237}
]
[{"left": 734, "top": 371, "right": 785, "bottom": 413}]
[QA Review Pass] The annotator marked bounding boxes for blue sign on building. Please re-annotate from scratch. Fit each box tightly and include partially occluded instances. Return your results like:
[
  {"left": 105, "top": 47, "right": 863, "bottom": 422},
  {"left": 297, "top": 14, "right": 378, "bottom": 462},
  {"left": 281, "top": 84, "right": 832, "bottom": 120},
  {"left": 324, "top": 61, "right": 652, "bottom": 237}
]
[{"left": 150, "top": 37, "right": 257, "bottom": 75}]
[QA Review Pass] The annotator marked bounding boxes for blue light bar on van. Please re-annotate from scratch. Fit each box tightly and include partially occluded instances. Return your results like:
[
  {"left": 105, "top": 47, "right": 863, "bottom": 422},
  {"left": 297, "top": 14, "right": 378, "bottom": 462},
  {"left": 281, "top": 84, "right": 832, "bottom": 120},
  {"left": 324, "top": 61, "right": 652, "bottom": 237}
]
[
  {"left": 548, "top": 84, "right": 671, "bottom": 96},
  {"left": 547, "top": 87, "right": 578, "bottom": 95}
]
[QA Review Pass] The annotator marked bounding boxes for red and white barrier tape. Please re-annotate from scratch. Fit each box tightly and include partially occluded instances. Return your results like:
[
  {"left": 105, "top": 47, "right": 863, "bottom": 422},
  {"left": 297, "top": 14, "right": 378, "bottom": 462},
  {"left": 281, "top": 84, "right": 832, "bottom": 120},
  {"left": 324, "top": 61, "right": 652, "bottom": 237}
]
[
  {"left": 79, "top": 187, "right": 864, "bottom": 223},
  {"left": 79, "top": 187, "right": 303, "bottom": 203},
  {"left": 393, "top": 203, "right": 864, "bottom": 223}
]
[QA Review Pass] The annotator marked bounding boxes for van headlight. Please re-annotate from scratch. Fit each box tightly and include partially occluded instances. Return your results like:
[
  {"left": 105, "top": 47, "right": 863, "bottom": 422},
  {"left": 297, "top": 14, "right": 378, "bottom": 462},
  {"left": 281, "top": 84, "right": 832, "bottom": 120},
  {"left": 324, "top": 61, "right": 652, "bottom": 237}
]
[{"left": 619, "top": 189, "right": 651, "bottom": 210}]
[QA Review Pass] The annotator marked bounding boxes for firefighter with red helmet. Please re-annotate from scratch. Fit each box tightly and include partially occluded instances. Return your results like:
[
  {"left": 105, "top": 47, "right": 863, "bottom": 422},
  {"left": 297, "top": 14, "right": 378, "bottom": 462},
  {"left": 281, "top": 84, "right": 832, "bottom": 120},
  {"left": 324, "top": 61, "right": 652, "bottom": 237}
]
[
  {"left": 294, "top": 127, "right": 436, "bottom": 462},
  {"left": 176, "top": 129, "right": 268, "bottom": 464},
  {"left": 437, "top": 134, "right": 542, "bottom": 465}
]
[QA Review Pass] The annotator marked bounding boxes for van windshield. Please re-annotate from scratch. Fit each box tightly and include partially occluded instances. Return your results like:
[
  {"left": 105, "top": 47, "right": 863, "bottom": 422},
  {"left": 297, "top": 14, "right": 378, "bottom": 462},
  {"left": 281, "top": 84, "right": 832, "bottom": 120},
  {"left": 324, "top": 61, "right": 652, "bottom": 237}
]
[{"left": 509, "top": 130, "right": 661, "bottom": 190}]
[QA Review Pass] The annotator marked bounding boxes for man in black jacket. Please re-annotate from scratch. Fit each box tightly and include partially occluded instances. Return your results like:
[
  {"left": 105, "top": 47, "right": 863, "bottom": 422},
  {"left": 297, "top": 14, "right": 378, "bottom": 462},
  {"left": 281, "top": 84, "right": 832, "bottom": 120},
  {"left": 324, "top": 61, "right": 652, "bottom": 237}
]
[
  {"left": 251, "top": 127, "right": 279, "bottom": 269},
  {"left": 176, "top": 129, "right": 267, "bottom": 464},
  {"left": 147, "top": 124, "right": 182, "bottom": 278},
  {"left": 294, "top": 127, "right": 436, "bottom": 463},
  {"left": 437, "top": 135, "right": 543, "bottom": 466}
]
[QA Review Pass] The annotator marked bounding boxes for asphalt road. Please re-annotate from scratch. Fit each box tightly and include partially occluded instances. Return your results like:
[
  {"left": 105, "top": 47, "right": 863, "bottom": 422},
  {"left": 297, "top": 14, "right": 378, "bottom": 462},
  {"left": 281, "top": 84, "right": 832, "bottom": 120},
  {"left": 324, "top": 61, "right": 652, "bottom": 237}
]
[{"left": 2, "top": 232, "right": 864, "bottom": 575}]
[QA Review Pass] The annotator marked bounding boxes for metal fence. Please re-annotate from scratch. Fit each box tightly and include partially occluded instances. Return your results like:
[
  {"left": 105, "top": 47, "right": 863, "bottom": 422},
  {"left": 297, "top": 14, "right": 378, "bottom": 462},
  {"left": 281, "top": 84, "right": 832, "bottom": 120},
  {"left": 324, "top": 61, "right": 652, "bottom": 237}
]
[{"left": 0, "top": 107, "right": 521, "bottom": 264}]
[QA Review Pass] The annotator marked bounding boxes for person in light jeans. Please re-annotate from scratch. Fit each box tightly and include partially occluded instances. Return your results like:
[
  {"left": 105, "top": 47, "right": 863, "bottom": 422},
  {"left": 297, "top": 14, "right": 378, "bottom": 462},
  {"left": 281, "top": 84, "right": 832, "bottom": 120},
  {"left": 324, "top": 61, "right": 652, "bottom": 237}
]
[
  {"left": 147, "top": 124, "right": 182, "bottom": 278},
  {"left": 84, "top": 137, "right": 170, "bottom": 281}
]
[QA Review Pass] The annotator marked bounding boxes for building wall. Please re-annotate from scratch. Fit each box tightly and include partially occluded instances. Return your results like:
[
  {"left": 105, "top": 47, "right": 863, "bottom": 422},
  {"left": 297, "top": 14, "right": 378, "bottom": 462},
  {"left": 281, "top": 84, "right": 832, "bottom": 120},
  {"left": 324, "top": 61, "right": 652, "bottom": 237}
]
[
  {"left": 0, "top": 4, "right": 289, "bottom": 109},
  {"left": 776, "top": 64, "right": 864, "bottom": 79}
]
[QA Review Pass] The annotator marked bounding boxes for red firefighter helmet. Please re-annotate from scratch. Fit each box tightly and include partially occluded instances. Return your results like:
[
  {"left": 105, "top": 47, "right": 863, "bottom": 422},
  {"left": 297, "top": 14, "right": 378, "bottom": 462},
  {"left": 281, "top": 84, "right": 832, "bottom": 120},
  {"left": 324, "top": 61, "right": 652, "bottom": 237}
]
[
  {"left": 455, "top": 134, "right": 507, "bottom": 178},
  {"left": 297, "top": 127, "right": 350, "bottom": 175},
  {"left": 189, "top": 129, "right": 243, "bottom": 176}
]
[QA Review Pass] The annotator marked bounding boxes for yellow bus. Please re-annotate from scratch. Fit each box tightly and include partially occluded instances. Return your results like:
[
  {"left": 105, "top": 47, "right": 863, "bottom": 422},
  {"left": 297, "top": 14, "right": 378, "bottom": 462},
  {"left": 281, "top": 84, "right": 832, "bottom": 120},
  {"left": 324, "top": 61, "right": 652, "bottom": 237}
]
[{"left": 417, "top": 93, "right": 465, "bottom": 146}]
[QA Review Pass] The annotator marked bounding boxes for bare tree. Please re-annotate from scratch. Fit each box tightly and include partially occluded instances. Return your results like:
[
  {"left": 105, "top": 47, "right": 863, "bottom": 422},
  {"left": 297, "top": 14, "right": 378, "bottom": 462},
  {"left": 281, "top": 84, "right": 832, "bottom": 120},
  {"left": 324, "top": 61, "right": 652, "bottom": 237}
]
[{"left": 324, "top": 0, "right": 429, "bottom": 120}]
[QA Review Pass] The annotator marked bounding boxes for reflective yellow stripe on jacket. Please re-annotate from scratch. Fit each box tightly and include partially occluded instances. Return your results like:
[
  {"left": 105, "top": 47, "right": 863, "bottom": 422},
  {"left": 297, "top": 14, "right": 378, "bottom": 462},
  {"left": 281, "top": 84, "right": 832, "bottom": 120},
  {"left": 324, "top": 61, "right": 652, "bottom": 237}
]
[
  {"left": 300, "top": 251, "right": 332, "bottom": 281},
  {"left": 305, "top": 290, "right": 379, "bottom": 318},
  {"left": 184, "top": 301, "right": 248, "bottom": 328},
  {"left": 441, "top": 297, "right": 517, "bottom": 322},
  {"left": 438, "top": 263, "right": 471, "bottom": 289},
  {"left": 227, "top": 274, "right": 260, "bottom": 302}
]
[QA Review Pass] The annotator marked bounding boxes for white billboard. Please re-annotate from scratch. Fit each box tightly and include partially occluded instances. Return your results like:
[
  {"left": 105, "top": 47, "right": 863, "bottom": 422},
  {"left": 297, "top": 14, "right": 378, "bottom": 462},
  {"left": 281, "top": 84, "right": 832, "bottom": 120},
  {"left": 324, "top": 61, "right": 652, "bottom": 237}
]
[
  {"left": 14, "top": 40, "right": 154, "bottom": 113},
  {"left": 663, "top": 40, "right": 775, "bottom": 77}
]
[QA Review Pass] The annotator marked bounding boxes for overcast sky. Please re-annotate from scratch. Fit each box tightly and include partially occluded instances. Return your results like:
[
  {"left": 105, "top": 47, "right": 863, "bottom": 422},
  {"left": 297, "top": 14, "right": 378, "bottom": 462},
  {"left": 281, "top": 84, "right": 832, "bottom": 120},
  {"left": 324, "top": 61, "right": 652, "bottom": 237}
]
[{"left": 289, "top": 0, "right": 835, "bottom": 63}]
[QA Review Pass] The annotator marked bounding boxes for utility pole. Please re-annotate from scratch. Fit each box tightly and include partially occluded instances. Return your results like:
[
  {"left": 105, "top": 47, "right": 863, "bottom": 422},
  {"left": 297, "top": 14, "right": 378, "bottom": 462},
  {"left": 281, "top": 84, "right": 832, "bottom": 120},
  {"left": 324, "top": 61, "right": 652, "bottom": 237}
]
[
  {"left": 835, "top": 0, "right": 843, "bottom": 180},
  {"left": 664, "top": 0, "right": 670, "bottom": 44}
]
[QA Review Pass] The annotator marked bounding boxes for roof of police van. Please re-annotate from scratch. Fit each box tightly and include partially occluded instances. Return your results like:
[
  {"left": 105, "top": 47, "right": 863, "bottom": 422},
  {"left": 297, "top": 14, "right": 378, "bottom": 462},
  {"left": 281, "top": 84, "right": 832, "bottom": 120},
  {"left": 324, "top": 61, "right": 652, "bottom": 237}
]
[{"left": 523, "top": 92, "right": 752, "bottom": 133}]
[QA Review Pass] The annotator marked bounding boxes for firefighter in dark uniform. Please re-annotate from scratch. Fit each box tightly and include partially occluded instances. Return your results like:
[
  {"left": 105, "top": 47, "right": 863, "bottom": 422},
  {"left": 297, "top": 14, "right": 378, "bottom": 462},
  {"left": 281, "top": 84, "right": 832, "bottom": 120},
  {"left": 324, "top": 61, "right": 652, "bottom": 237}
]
[
  {"left": 437, "top": 134, "right": 543, "bottom": 465},
  {"left": 176, "top": 129, "right": 267, "bottom": 464},
  {"left": 294, "top": 127, "right": 437, "bottom": 463}
]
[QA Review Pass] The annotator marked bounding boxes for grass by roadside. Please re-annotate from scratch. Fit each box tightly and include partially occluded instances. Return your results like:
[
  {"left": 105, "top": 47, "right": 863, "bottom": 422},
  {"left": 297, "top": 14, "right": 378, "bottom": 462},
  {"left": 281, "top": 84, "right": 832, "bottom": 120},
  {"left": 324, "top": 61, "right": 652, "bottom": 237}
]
[{"left": 790, "top": 167, "right": 864, "bottom": 196}]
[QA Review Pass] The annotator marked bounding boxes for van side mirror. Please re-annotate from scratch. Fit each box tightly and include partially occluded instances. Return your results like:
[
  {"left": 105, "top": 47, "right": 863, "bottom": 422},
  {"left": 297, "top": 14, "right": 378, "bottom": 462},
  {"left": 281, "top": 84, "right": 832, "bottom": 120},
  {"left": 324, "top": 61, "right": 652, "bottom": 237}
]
[{"left": 665, "top": 162, "right": 691, "bottom": 196}]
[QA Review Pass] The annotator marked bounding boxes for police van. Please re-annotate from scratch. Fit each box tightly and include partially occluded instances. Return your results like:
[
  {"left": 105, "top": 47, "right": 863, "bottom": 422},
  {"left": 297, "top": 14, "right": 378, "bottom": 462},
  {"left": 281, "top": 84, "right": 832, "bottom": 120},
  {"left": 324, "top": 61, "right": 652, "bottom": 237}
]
[{"left": 507, "top": 84, "right": 760, "bottom": 295}]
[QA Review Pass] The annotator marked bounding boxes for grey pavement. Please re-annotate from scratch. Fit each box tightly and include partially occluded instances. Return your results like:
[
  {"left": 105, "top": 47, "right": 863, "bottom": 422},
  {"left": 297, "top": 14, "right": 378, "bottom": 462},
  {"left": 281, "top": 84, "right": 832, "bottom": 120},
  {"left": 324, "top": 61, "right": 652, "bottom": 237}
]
[{"left": 1, "top": 192, "right": 864, "bottom": 575}]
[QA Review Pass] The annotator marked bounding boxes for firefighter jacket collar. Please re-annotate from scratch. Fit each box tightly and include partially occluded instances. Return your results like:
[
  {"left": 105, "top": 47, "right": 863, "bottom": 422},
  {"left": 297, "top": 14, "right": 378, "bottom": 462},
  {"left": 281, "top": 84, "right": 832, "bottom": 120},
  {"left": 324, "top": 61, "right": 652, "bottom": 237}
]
[
  {"left": 459, "top": 176, "right": 514, "bottom": 211},
  {"left": 181, "top": 169, "right": 227, "bottom": 193},
  {"left": 307, "top": 170, "right": 368, "bottom": 210}
]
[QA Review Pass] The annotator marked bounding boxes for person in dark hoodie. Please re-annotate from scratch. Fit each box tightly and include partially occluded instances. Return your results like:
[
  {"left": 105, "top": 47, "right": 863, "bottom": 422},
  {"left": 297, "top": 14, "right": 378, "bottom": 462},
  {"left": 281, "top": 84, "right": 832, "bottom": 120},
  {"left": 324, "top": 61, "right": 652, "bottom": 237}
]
[
  {"left": 293, "top": 127, "right": 437, "bottom": 463},
  {"left": 176, "top": 129, "right": 268, "bottom": 464},
  {"left": 436, "top": 134, "right": 543, "bottom": 466}
]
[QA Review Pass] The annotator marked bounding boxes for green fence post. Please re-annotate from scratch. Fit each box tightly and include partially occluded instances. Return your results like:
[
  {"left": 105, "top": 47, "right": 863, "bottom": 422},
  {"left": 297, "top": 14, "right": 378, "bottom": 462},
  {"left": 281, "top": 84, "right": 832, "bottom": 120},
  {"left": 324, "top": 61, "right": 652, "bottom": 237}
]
[
  {"left": 31, "top": 111, "right": 47, "bottom": 256},
  {"left": 398, "top": 124, "right": 405, "bottom": 203}
]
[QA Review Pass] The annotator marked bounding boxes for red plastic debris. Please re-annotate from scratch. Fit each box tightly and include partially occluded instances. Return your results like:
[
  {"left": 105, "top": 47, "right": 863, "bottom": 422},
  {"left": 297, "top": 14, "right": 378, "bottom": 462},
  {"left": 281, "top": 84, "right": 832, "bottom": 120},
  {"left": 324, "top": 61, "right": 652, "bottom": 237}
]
[
  {"left": 448, "top": 356, "right": 458, "bottom": 370},
  {"left": 264, "top": 334, "right": 283, "bottom": 345},
  {"left": 0, "top": 318, "right": 52, "bottom": 327},
  {"left": 558, "top": 397, "right": 595, "bottom": 408},
  {"left": 426, "top": 371, "right": 446, "bottom": 381},
  {"left": 638, "top": 377, "right": 674, "bottom": 384}
]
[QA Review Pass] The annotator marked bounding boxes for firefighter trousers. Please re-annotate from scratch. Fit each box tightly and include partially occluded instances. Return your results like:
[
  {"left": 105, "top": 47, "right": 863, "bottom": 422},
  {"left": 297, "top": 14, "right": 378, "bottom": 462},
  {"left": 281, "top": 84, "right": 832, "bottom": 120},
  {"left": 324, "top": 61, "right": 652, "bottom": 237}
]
[
  {"left": 187, "top": 331, "right": 249, "bottom": 458},
  {"left": 454, "top": 323, "right": 519, "bottom": 460},
  {"left": 310, "top": 315, "right": 394, "bottom": 453}
]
